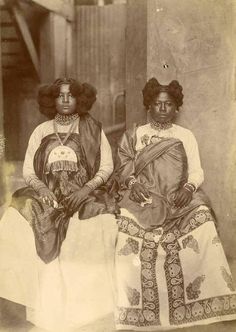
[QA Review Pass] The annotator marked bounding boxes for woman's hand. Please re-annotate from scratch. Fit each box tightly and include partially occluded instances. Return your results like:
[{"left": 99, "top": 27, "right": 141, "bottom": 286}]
[
  {"left": 38, "top": 187, "right": 57, "bottom": 207},
  {"left": 64, "top": 186, "right": 92, "bottom": 213},
  {"left": 173, "top": 187, "right": 193, "bottom": 208},
  {"left": 130, "top": 182, "right": 150, "bottom": 203}
]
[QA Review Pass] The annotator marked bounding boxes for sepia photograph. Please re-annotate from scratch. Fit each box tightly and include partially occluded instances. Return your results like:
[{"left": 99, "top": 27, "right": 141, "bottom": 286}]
[{"left": 0, "top": 0, "right": 236, "bottom": 332}]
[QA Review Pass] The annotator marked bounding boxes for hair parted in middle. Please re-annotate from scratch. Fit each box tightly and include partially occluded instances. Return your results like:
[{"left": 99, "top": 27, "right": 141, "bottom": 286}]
[
  {"left": 37, "top": 78, "right": 97, "bottom": 119},
  {"left": 142, "top": 77, "right": 184, "bottom": 110}
]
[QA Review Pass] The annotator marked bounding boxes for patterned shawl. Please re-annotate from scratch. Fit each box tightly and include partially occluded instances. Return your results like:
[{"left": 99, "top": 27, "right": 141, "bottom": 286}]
[{"left": 115, "top": 127, "right": 211, "bottom": 229}]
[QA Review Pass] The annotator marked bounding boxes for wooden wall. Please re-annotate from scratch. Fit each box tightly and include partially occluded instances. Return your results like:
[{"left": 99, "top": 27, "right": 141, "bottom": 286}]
[{"left": 76, "top": 4, "right": 126, "bottom": 127}]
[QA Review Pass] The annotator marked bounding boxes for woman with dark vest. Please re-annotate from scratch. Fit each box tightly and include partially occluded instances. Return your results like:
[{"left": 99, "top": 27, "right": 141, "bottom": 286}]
[{"left": 0, "top": 78, "right": 117, "bottom": 331}]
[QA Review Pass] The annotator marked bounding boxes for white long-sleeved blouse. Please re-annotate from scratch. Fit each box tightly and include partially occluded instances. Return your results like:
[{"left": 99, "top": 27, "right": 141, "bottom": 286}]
[
  {"left": 23, "top": 119, "right": 113, "bottom": 191},
  {"left": 135, "top": 123, "right": 204, "bottom": 189}
]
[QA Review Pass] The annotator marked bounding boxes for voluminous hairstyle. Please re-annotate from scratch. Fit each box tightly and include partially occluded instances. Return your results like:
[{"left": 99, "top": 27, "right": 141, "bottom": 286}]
[
  {"left": 37, "top": 78, "right": 97, "bottom": 119},
  {"left": 142, "top": 78, "right": 184, "bottom": 110}
]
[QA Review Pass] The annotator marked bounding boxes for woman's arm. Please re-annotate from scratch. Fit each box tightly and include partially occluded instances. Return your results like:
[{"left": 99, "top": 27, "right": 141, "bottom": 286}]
[
  {"left": 23, "top": 123, "right": 57, "bottom": 206},
  {"left": 174, "top": 130, "right": 204, "bottom": 208},
  {"left": 85, "top": 129, "right": 114, "bottom": 190},
  {"left": 23, "top": 124, "right": 48, "bottom": 192},
  {"left": 23, "top": 124, "right": 56, "bottom": 206},
  {"left": 184, "top": 131, "right": 204, "bottom": 190}
]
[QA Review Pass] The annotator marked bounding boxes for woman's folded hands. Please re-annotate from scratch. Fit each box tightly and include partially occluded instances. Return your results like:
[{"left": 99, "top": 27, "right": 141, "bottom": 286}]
[
  {"left": 129, "top": 182, "right": 194, "bottom": 209},
  {"left": 129, "top": 182, "right": 150, "bottom": 203},
  {"left": 38, "top": 185, "right": 93, "bottom": 214},
  {"left": 38, "top": 181, "right": 194, "bottom": 213},
  {"left": 38, "top": 187, "right": 58, "bottom": 208},
  {"left": 63, "top": 185, "right": 92, "bottom": 213},
  {"left": 173, "top": 186, "right": 193, "bottom": 208}
]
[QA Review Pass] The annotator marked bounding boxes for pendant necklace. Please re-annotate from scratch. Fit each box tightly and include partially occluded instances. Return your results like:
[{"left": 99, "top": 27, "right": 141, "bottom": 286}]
[
  {"left": 53, "top": 117, "right": 79, "bottom": 146},
  {"left": 48, "top": 117, "right": 79, "bottom": 166}
]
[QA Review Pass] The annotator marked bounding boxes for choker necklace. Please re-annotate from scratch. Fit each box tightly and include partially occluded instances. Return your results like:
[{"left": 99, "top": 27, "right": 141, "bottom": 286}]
[
  {"left": 55, "top": 113, "right": 79, "bottom": 126},
  {"left": 150, "top": 120, "right": 173, "bottom": 131}
]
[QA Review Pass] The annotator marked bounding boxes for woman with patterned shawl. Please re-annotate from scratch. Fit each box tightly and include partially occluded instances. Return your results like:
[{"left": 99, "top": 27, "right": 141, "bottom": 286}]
[
  {"left": 114, "top": 78, "right": 236, "bottom": 330},
  {"left": 0, "top": 78, "right": 117, "bottom": 331}
]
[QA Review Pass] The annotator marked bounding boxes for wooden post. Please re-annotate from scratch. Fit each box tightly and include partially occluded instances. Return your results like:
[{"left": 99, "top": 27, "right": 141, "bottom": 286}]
[
  {"left": 40, "top": 12, "right": 74, "bottom": 82},
  {"left": 125, "top": 0, "right": 177, "bottom": 128},
  {"left": 65, "top": 20, "right": 74, "bottom": 77},
  {"left": 125, "top": 0, "right": 147, "bottom": 128}
]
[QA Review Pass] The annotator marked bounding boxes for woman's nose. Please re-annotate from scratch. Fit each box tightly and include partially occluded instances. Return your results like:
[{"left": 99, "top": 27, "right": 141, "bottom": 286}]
[
  {"left": 160, "top": 103, "right": 166, "bottom": 112},
  {"left": 62, "top": 94, "right": 69, "bottom": 103}
]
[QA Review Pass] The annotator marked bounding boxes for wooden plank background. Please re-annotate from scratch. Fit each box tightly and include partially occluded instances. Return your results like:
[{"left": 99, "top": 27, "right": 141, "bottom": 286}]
[{"left": 76, "top": 4, "right": 126, "bottom": 127}]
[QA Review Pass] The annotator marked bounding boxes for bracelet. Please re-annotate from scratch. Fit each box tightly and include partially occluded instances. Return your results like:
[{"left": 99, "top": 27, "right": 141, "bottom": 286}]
[
  {"left": 183, "top": 183, "right": 196, "bottom": 193},
  {"left": 85, "top": 175, "right": 104, "bottom": 191},
  {"left": 25, "top": 175, "right": 48, "bottom": 193},
  {"left": 127, "top": 177, "right": 137, "bottom": 189}
]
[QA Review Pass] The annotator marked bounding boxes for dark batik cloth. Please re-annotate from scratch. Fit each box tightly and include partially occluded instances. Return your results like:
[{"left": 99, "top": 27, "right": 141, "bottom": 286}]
[
  {"left": 11, "top": 115, "right": 116, "bottom": 263},
  {"left": 115, "top": 128, "right": 213, "bottom": 231}
]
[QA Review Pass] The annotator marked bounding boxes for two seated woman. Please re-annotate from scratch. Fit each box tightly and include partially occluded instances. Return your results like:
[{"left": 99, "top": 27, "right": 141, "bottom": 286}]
[{"left": 0, "top": 77, "right": 235, "bottom": 331}]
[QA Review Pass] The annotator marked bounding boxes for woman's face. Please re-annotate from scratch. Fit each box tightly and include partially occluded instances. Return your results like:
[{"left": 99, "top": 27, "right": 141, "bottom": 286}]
[
  {"left": 149, "top": 92, "right": 177, "bottom": 123},
  {"left": 55, "top": 84, "right": 77, "bottom": 115}
]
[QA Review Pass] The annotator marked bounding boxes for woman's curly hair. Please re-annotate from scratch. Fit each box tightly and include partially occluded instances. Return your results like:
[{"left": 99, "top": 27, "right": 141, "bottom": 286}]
[
  {"left": 142, "top": 78, "right": 184, "bottom": 110},
  {"left": 37, "top": 78, "right": 97, "bottom": 119}
]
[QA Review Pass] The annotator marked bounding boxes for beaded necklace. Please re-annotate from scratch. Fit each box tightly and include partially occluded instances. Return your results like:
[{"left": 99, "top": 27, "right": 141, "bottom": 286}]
[
  {"left": 55, "top": 113, "right": 79, "bottom": 126},
  {"left": 150, "top": 120, "right": 173, "bottom": 131},
  {"left": 53, "top": 117, "right": 79, "bottom": 146}
]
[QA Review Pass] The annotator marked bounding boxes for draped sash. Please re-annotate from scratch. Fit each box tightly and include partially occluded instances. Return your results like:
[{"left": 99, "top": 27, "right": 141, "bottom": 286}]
[
  {"left": 11, "top": 115, "right": 116, "bottom": 263},
  {"left": 116, "top": 129, "right": 211, "bottom": 229}
]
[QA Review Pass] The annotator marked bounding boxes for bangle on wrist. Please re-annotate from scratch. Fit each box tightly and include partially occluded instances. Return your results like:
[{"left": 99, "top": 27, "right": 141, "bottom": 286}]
[
  {"left": 183, "top": 183, "right": 196, "bottom": 193},
  {"left": 85, "top": 175, "right": 103, "bottom": 191},
  {"left": 31, "top": 181, "right": 48, "bottom": 193},
  {"left": 85, "top": 183, "right": 94, "bottom": 191},
  {"left": 83, "top": 185, "right": 92, "bottom": 194}
]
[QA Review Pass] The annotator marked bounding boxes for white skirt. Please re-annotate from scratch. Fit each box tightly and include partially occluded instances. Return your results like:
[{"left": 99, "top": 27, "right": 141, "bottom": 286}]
[
  {"left": 115, "top": 207, "right": 236, "bottom": 330},
  {"left": 0, "top": 207, "right": 118, "bottom": 331}
]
